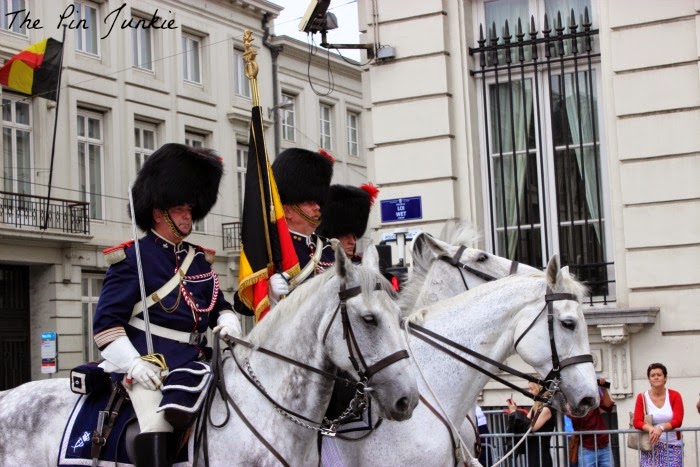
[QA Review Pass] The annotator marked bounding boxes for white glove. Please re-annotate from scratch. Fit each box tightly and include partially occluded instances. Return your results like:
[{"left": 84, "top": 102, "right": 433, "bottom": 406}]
[
  {"left": 213, "top": 312, "right": 242, "bottom": 341},
  {"left": 99, "top": 335, "right": 140, "bottom": 373},
  {"left": 129, "top": 359, "right": 164, "bottom": 390},
  {"left": 268, "top": 273, "right": 290, "bottom": 306},
  {"left": 98, "top": 336, "right": 163, "bottom": 390}
]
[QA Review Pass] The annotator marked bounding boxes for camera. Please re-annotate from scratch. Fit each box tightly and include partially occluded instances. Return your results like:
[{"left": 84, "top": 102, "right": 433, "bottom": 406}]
[{"left": 597, "top": 379, "right": 611, "bottom": 389}]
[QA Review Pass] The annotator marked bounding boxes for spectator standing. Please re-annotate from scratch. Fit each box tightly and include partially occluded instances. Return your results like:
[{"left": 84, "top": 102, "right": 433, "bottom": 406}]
[
  {"left": 633, "top": 362, "right": 684, "bottom": 467},
  {"left": 571, "top": 377, "right": 615, "bottom": 467},
  {"left": 506, "top": 382, "right": 557, "bottom": 467}
]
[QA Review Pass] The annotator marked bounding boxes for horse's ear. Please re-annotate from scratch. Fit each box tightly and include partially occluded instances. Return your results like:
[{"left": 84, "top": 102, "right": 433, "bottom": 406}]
[
  {"left": 546, "top": 254, "right": 561, "bottom": 287},
  {"left": 333, "top": 239, "right": 350, "bottom": 279},
  {"left": 362, "top": 244, "right": 380, "bottom": 272},
  {"left": 416, "top": 231, "right": 449, "bottom": 257}
]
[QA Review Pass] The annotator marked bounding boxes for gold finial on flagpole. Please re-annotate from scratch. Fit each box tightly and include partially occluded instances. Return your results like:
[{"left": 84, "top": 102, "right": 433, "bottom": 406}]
[{"left": 243, "top": 30, "right": 260, "bottom": 106}]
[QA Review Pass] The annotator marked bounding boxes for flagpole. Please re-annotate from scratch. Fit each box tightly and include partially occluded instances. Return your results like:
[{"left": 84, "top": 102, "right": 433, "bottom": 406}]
[
  {"left": 243, "top": 31, "right": 276, "bottom": 267},
  {"left": 42, "top": 26, "right": 67, "bottom": 230}
]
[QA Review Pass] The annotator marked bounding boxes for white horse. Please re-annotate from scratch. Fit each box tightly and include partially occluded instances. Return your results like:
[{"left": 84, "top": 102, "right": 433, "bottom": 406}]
[
  {"left": 0, "top": 245, "right": 419, "bottom": 466},
  {"left": 334, "top": 248, "right": 599, "bottom": 466}
]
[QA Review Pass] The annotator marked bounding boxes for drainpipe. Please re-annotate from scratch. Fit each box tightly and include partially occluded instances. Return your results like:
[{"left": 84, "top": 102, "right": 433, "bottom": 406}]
[{"left": 262, "top": 13, "right": 283, "bottom": 157}]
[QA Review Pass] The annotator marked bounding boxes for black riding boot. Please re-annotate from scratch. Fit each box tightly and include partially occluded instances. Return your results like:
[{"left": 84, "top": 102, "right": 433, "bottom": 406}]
[{"left": 133, "top": 432, "right": 173, "bottom": 467}]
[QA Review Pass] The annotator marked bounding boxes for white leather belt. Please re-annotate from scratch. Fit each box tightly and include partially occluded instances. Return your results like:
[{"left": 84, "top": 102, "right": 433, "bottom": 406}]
[
  {"left": 131, "top": 246, "right": 195, "bottom": 317},
  {"left": 128, "top": 317, "right": 204, "bottom": 345},
  {"left": 289, "top": 237, "right": 324, "bottom": 289}
]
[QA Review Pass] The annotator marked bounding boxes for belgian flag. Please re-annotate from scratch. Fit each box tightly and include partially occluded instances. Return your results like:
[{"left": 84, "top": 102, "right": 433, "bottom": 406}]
[
  {"left": 236, "top": 105, "right": 300, "bottom": 321},
  {"left": 0, "top": 38, "right": 63, "bottom": 101}
]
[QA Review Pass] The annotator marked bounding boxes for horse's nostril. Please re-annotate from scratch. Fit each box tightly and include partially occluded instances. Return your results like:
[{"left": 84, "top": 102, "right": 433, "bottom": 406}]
[
  {"left": 395, "top": 396, "right": 410, "bottom": 414},
  {"left": 579, "top": 396, "right": 596, "bottom": 410}
]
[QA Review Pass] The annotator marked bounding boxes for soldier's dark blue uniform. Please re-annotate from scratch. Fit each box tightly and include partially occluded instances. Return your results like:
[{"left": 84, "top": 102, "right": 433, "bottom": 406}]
[
  {"left": 94, "top": 230, "right": 232, "bottom": 370},
  {"left": 290, "top": 231, "right": 336, "bottom": 278}
]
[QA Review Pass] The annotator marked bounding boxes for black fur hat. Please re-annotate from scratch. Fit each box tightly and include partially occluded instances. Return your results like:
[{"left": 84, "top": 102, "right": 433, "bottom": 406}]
[
  {"left": 271, "top": 148, "right": 334, "bottom": 207},
  {"left": 316, "top": 183, "right": 379, "bottom": 239},
  {"left": 130, "top": 143, "right": 224, "bottom": 231}
]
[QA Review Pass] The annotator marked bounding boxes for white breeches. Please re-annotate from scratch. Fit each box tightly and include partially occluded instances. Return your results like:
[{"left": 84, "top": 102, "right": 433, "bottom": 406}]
[{"left": 126, "top": 383, "right": 173, "bottom": 433}]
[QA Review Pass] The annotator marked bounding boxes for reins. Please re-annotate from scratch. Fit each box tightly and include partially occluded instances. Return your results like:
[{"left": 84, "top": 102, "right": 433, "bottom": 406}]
[{"left": 194, "top": 280, "right": 410, "bottom": 465}]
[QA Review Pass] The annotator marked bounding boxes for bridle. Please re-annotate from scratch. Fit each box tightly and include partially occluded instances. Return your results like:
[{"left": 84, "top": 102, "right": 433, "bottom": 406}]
[
  {"left": 194, "top": 280, "right": 409, "bottom": 466},
  {"left": 426, "top": 245, "right": 593, "bottom": 401},
  {"left": 322, "top": 282, "right": 409, "bottom": 383},
  {"left": 439, "top": 244, "right": 520, "bottom": 286}
]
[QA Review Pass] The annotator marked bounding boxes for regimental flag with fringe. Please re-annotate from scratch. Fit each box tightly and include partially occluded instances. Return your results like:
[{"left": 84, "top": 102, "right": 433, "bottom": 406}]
[
  {"left": 0, "top": 38, "right": 63, "bottom": 101},
  {"left": 237, "top": 106, "right": 300, "bottom": 321}
]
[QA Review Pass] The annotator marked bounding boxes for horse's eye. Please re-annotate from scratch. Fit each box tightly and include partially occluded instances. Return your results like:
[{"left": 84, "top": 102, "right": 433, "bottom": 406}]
[
  {"left": 561, "top": 319, "right": 576, "bottom": 331},
  {"left": 477, "top": 253, "right": 488, "bottom": 263},
  {"left": 362, "top": 314, "right": 377, "bottom": 324}
]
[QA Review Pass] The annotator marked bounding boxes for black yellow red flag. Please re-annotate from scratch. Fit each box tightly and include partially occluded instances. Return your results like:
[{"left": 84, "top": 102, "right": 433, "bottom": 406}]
[
  {"left": 0, "top": 38, "right": 62, "bottom": 101},
  {"left": 237, "top": 106, "right": 299, "bottom": 321}
]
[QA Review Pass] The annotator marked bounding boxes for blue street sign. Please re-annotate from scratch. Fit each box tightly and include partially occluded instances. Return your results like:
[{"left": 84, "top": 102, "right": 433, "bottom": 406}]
[{"left": 380, "top": 196, "right": 422, "bottom": 223}]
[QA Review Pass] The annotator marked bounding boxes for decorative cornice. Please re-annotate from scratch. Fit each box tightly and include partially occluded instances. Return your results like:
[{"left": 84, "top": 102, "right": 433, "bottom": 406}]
[
  {"left": 583, "top": 307, "right": 659, "bottom": 326},
  {"left": 583, "top": 307, "right": 659, "bottom": 344}
]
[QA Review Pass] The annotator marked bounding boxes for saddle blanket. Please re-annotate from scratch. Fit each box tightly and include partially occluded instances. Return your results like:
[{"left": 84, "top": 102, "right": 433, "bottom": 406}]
[{"left": 58, "top": 391, "right": 192, "bottom": 466}]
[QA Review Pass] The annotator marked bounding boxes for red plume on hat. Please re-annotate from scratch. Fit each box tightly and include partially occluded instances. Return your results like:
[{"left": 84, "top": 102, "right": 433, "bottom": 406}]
[
  {"left": 360, "top": 183, "right": 379, "bottom": 207},
  {"left": 316, "top": 182, "right": 379, "bottom": 240}
]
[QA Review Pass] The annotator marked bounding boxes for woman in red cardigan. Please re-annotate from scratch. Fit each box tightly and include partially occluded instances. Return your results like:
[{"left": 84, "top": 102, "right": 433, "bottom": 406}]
[{"left": 633, "top": 362, "right": 684, "bottom": 466}]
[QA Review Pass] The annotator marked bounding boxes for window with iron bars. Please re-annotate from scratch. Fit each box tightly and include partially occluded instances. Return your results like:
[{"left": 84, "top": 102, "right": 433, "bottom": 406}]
[{"left": 471, "top": 1, "right": 614, "bottom": 304}]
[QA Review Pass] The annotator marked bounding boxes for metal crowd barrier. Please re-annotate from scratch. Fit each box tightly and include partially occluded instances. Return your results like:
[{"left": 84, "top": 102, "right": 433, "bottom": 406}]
[{"left": 479, "top": 427, "right": 700, "bottom": 466}]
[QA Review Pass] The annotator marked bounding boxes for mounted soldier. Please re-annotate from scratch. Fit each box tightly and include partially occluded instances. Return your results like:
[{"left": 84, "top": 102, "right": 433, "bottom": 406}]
[
  {"left": 316, "top": 183, "right": 379, "bottom": 264},
  {"left": 92, "top": 143, "right": 242, "bottom": 466},
  {"left": 266, "top": 147, "right": 335, "bottom": 304}
]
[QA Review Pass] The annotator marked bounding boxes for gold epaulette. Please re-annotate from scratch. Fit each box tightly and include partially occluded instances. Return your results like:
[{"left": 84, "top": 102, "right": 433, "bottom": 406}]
[{"left": 103, "top": 240, "right": 134, "bottom": 265}]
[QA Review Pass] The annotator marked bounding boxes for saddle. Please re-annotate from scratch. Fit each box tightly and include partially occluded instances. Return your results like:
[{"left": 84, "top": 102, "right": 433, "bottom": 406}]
[{"left": 61, "top": 363, "right": 192, "bottom": 466}]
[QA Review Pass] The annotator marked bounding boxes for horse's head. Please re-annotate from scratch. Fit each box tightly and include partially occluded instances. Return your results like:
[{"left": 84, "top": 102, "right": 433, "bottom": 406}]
[
  {"left": 511, "top": 255, "right": 599, "bottom": 417},
  {"left": 403, "top": 231, "right": 531, "bottom": 312},
  {"left": 321, "top": 242, "right": 419, "bottom": 421}
]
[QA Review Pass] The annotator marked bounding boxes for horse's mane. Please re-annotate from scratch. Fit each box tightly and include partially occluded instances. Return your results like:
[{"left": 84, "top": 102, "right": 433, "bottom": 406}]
[
  {"left": 405, "top": 267, "right": 588, "bottom": 325},
  {"left": 438, "top": 219, "right": 480, "bottom": 245},
  {"left": 248, "top": 263, "right": 396, "bottom": 346},
  {"left": 399, "top": 221, "right": 481, "bottom": 313}
]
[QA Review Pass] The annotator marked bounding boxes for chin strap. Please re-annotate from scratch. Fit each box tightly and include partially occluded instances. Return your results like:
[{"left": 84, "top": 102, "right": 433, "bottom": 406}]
[
  {"left": 162, "top": 209, "right": 189, "bottom": 239},
  {"left": 291, "top": 204, "right": 321, "bottom": 227}
]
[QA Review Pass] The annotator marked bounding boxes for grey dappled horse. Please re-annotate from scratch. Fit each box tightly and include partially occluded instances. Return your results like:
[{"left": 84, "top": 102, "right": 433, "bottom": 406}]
[{"left": 0, "top": 245, "right": 419, "bottom": 466}]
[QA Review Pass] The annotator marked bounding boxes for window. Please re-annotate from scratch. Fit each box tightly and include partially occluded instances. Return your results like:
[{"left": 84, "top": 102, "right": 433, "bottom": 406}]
[
  {"left": 134, "top": 121, "right": 156, "bottom": 173},
  {"left": 236, "top": 146, "right": 248, "bottom": 216},
  {"left": 182, "top": 33, "right": 201, "bottom": 84},
  {"left": 185, "top": 132, "right": 205, "bottom": 148},
  {"left": 132, "top": 15, "right": 153, "bottom": 70},
  {"left": 281, "top": 93, "right": 296, "bottom": 142},
  {"left": 77, "top": 110, "right": 104, "bottom": 220},
  {"left": 82, "top": 273, "right": 103, "bottom": 361},
  {"left": 73, "top": 1, "right": 99, "bottom": 56},
  {"left": 185, "top": 132, "right": 206, "bottom": 231},
  {"left": 2, "top": 95, "right": 32, "bottom": 195},
  {"left": 319, "top": 104, "right": 333, "bottom": 150},
  {"left": 234, "top": 49, "right": 251, "bottom": 98},
  {"left": 1, "top": 0, "right": 26, "bottom": 34},
  {"left": 347, "top": 111, "right": 360, "bottom": 157},
  {"left": 474, "top": 0, "right": 612, "bottom": 301}
]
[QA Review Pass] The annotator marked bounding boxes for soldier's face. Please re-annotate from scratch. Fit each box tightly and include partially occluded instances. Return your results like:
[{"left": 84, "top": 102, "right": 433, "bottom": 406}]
[
  {"left": 338, "top": 233, "right": 356, "bottom": 256},
  {"left": 167, "top": 204, "right": 193, "bottom": 234}
]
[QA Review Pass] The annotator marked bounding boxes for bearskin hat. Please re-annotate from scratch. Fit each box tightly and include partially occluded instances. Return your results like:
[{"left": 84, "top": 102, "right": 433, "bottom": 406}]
[
  {"left": 316, "top": 183, "right": 379, "bottom": 239},
  {"left": 130, "top": 143, "right": 224, "bottom": 231},
  {"left": 271, "top": 148, "right": 334, "bottom": 207}
]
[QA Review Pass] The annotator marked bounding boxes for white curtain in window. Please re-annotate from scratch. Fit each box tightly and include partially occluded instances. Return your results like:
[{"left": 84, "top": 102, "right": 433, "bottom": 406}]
[
  {"left": 563, "top": 71, "right": 600, "bottom": 241},
  {"left": 491, "top": 80, "right": 533, "bottom": 258}
]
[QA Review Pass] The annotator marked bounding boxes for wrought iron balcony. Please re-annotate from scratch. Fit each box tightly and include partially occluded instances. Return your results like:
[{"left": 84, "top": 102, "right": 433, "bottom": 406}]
[
  {"left": 222, "top": 221, "right": 241, "bottom": 251},
  {"left": 0, "top": 191, "right": 90, "bottom": 234}
]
